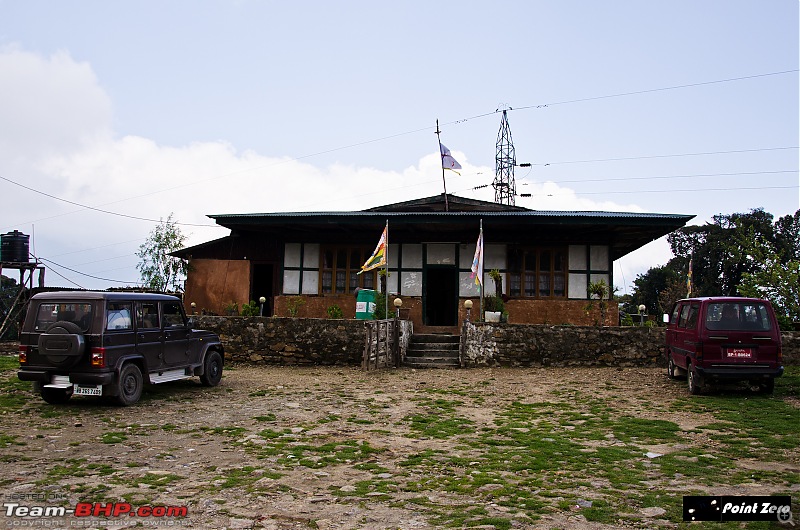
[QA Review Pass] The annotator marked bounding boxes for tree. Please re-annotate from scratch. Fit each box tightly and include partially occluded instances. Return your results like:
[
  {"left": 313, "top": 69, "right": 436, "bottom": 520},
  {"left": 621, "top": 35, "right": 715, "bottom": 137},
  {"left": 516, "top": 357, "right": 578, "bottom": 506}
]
[
  {"left": 667, "top": 208, "right": 777, "bottom": 297},
  {"left": 737, "top": 211, "right": 800, "bottom": 329},
  {"left": 631, "top": 262, "right": 683, "bottom": 316},
  {"left": 136, "top": 214, "right": 188, "bottom": 293}
]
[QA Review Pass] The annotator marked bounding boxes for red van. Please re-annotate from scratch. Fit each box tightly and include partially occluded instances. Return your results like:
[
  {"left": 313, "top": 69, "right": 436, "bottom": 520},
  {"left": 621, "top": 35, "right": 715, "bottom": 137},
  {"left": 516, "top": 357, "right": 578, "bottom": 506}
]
[{"left": 664, "top": 297, "right": 783, "bottom": 394}]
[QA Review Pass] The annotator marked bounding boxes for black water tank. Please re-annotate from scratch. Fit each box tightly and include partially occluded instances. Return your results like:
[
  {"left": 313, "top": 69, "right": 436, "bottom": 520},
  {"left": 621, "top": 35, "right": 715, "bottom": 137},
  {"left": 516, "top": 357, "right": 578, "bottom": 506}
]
[{"left": 0, "top": 230, "right": 30, "bottom": 263}]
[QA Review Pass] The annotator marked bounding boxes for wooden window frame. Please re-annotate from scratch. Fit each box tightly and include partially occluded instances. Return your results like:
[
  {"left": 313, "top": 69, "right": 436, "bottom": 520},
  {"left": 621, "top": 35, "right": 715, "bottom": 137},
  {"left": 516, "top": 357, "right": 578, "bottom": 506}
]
[
  {"left": 508, "top": 246, "right": 568, "bottom": 299},
  {"left": 319, "top": 245, "right": 378, "bottom": 295}
]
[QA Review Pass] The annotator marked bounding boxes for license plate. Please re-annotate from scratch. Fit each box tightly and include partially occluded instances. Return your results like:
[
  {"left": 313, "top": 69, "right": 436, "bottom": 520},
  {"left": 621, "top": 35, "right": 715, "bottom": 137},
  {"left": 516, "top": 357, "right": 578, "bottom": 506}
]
[
  {"left": 727, "top": 348, "right": 753, "bottom": 358},
  {"left": 73, "top": 384, "right": 102, "bottom": 396}
]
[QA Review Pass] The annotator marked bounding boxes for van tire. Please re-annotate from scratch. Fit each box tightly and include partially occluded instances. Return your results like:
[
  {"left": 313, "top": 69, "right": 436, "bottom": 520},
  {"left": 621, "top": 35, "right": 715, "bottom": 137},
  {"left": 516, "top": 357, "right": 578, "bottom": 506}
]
[
  {"left": 759, "top": 379, "right": 775, "bottom": 395},
  {"left": 114, "top": 364, "right": 143, "bottom": 406},
  {"left": 667, "top": 354, "right": 680, "bottom": 379},
  {"left": 687, "top": 364, "right": 703, "bottom": 395}
]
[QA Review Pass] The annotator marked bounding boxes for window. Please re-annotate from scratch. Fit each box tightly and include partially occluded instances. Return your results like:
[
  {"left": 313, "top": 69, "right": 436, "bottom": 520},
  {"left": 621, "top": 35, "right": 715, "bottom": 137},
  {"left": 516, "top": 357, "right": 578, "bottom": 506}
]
[
  {"left": 136, "top": 302, "right": 159, "bottom": 329},
  {"left": 35, "top": 303, "right": 93, "bottom": 332},
  {"left": 320, "top": 246, "right": 377, "bottom": 294},
  {"left": 106, "top": 302, "right": 133, "bottom": 330},
  {"left": 705, "top": 302, "right": 772, "bottom": 331},
  {"left": 162, "top": 301, "right": 186, "bottom": 328},
  {"left": 508, "top": 247, "right": 566, "bottom": 298}
]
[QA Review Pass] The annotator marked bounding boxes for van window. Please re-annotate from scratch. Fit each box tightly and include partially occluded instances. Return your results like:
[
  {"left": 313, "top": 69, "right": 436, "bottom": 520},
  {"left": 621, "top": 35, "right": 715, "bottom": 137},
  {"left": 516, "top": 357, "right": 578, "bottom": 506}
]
[
  {"left": 705, "top": 302, "right": 772, "bottom": 331},
  {"left": 685, "top": 304, "right": 699, "bottom": 329},
  {"left": 670, "top": 304, "right": 682, "bottom": 325},
  {"left": 677, "top": 305, "right": 691, "bottom": 328}
]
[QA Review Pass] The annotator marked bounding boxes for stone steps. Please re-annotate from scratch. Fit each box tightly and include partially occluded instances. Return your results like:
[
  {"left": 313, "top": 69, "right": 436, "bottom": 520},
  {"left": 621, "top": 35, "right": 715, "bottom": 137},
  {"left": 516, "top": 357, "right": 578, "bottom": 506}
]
[{"left": 404, "top": 334, "right": 460, "bottom": 368}]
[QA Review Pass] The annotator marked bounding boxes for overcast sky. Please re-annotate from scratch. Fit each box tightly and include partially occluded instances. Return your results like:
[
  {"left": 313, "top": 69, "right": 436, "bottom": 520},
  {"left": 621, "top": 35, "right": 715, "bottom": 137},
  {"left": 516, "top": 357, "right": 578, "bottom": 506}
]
[{"left": 1, "top": 1, "right": 797, "bottom": 295}]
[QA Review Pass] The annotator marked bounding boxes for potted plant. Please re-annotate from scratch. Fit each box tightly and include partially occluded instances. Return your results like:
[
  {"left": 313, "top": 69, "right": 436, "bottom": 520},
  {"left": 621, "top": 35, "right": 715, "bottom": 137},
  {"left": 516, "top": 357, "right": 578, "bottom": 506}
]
[{"left": 484, "top": 295, "right": 505, "bottom": 323}]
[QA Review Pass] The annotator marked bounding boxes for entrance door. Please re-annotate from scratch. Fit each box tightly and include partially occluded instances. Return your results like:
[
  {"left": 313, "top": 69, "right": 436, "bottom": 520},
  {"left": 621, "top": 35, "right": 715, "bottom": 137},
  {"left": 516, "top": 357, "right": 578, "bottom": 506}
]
[
  {"left": 424, "top": 267, "right": 458, "bottom": 326},
  {"left": 251, "top": 264, "right": 274, "bottom": 316}
]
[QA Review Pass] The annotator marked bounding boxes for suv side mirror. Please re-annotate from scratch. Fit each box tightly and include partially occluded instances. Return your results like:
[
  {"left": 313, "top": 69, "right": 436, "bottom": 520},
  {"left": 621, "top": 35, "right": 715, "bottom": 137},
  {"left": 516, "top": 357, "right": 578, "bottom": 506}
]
[
  {"left": 186, "top": 318, "right": 195, "bottom": 329},
  {"left": 662, "top": 314, "right": 670, "bottom": 324}
]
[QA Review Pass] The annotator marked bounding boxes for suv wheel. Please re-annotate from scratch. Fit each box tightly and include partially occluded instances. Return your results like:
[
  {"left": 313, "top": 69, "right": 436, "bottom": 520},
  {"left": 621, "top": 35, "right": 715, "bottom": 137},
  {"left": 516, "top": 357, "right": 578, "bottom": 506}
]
[
  {"left": 41, "top": 387, "right": 72, "bottom": 404},
  {"left": 759, "top": 378, "right": 775, "bottom": 395},
  {"left": 114, "top": 364, "right": 143, "bottom": 406},
  {"left": 38, "top": 321, "right": 86, "bottom": 368},
  {"left": 687, "top": 364, "right": 703, "bottom": 395},
  {"left": 200, "top": 351, "right": 223, "bottom": 387}
]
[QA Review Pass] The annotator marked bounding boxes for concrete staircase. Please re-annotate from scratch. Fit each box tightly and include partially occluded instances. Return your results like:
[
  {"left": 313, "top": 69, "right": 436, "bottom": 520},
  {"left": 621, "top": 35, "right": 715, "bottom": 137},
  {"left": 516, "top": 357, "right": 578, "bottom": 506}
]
[{"left": 404, "top": 334, "right": 460, "bottom": 368}]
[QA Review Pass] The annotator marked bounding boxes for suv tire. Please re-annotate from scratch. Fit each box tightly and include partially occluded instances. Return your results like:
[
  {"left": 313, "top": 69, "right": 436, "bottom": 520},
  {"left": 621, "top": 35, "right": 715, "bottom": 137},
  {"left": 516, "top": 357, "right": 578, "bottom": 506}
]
[
  {"left": 115, "top": 363, "right": 143, "bottom": 406},
  {"left": 667, "top": 354, "right": 680, "bottom": 379},
  {"left": 200, "top": 351, "right": 223, "bottom": 387},
  {"left": 38, "top": 321, "right": 86, "bottom": 369}
]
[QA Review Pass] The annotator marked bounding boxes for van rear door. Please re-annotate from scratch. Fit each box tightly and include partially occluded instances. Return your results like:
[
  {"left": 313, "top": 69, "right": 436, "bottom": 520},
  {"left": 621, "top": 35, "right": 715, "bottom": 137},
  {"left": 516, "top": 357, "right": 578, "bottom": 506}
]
[{"left": 701, "top": 301, "right": 779, "bottom": 368}]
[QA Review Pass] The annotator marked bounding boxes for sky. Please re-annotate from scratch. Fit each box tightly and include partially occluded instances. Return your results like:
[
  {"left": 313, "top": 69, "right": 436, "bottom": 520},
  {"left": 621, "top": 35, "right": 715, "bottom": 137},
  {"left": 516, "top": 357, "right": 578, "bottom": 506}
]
[{"left": 0, "top": 0, "right": 797, "bottom": 295}]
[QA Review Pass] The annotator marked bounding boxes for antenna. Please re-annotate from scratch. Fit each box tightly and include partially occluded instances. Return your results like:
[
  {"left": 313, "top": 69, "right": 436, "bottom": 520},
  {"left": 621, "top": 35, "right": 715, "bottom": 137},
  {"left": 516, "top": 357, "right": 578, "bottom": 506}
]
[{"left": 493, "top": 109, "right": 516, "bottom": 205}]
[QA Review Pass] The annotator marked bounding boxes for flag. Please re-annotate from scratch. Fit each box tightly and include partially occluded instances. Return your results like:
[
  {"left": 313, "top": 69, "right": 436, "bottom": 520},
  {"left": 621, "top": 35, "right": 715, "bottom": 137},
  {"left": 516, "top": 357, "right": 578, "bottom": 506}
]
[
  {"left": 359, "top": 224, "right": 387, "bottom": 274},
  {"left": 470, "top": 229, "right": 484, "bottom": 290},
  {"left": 686, "top": 258, "right": 693, "bottom": 297},
  {"left": 440, "top": 143, "right": 462, "bottom": 174}
]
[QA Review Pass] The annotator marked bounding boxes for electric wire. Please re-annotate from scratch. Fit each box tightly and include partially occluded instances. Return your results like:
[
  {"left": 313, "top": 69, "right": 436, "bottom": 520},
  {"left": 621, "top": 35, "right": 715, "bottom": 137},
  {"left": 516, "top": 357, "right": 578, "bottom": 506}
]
[
  {"left": 530, "top": 147, "right": 799, "bottom": 167},
  {"left": 37, "top": 256, "right": 138, "bottom": 285}
]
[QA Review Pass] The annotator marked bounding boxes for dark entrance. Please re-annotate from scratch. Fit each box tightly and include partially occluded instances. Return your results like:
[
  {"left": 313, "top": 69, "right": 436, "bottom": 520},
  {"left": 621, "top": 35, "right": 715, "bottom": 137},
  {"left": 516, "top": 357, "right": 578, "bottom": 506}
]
[
  {"left": 424, "top": 267, "right": 458, "bottom": 326},
  {"left": 251, "top": 263, "right": 274, "bottom": 316}
]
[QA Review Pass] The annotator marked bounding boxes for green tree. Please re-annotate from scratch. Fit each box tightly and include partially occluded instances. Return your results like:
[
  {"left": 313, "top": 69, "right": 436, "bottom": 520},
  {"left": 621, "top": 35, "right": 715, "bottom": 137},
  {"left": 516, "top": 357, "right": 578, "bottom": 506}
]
[
  {"left": 667, "top": 208, "right": 777, "bottom": 296},
  {"left": 737, "top": 211, "right": 800, "bottom": 329},
  {"left": 631, "top": 261, "right": 683, "bottom": 316},
  {"left": 136, "top": 214, "right": 188, "bottom": 293}
]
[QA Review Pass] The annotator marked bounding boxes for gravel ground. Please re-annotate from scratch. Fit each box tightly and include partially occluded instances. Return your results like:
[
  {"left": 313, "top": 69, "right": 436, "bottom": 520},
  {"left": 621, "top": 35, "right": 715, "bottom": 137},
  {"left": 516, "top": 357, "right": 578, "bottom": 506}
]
[{"left": 0, "top": 362, "right": 797, "bottom": 529}]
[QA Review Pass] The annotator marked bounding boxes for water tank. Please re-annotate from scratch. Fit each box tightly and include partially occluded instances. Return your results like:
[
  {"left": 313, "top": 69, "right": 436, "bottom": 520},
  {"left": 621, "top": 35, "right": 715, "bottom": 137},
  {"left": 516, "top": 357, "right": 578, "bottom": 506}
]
[{"left": 0, "top": 230, "right": 30, "bottom": 263}]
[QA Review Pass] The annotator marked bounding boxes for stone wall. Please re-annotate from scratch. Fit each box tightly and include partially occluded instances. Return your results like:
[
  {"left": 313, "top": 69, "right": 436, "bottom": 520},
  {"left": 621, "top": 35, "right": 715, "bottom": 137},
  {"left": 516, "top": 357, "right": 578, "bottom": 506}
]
[
  {"left": 460, "top": 323, "right": 800, "bottom": 368},
  {"left": 189, "top": 317, "right": 798, "bottom": 368},
  {"left": 194, "top": 316, "right": 367, "bottom": 365}
]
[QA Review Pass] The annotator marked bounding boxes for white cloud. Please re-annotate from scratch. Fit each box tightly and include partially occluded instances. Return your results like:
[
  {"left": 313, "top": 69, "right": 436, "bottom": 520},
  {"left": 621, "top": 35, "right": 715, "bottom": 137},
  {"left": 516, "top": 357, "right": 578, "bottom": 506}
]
[{"left": 0, "top": 46, "right": 673, "bottom": 289}]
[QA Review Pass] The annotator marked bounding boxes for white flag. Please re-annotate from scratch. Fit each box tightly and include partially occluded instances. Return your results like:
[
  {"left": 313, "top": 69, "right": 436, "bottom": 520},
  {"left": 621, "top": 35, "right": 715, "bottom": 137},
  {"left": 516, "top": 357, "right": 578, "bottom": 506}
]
[
  {"left": 440, "top": 143, "right": 462, "bottom": 174},
  {"left": 470, "top": 229, "right": 483, "bottom": 290}
]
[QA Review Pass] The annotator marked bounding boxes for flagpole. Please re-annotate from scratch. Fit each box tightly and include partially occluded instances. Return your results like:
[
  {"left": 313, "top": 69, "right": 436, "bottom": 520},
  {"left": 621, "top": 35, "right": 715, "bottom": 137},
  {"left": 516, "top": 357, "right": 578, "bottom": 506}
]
[
  {"left": 384, "top": 220, "right": 389, "bottom": 319},
  {"left": 435, "top": 120, "right": 449, "bottom": 212},
  {"left": 479, "top": 219, "right": 484, "bottom": 321}
]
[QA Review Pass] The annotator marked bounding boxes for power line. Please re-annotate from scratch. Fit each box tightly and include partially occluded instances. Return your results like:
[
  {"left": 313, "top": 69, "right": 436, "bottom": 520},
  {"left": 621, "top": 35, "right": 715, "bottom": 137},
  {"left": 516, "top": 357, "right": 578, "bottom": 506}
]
[
  {"left": 37, "top": 257, "right": 139, "bottom": 285},
  {"left": 530, "top": 147, "right": 799, "bottom": 167},
  {"left": 525, "top": 184, "right": 798, "bottom": 199},
  {"left": 0, "top": 175, "right": 222, "bottom": 228},
  {"left": 521, "top": 169, "right": 797, "bottom": 186}
]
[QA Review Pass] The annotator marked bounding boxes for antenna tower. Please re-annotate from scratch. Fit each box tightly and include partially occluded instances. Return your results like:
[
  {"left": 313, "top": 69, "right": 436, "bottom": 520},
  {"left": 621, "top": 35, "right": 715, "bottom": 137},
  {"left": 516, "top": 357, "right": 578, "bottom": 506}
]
[{"left": 493, "top": 109, "right": 516, "bottom": 205}]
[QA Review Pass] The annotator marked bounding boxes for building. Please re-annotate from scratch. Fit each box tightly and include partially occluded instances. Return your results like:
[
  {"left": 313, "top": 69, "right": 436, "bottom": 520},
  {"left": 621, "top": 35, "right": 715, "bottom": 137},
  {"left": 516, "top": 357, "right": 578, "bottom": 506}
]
[{"left": 174, "top": 194, "right": 693, "bottom": 329}]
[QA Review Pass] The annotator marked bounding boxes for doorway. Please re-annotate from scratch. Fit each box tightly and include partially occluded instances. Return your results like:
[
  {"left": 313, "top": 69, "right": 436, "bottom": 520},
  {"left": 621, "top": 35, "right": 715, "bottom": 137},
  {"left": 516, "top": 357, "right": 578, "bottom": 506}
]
[
  {"left": 424, "top": 267, "right": 458, "bottom": 326},
  {"left": 251, "top": 264, "right": 274, "bottom": 316}
]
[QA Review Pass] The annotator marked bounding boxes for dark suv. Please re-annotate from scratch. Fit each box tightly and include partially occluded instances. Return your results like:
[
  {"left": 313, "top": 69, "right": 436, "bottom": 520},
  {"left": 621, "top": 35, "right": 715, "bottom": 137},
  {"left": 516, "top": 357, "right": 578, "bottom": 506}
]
[
  {"left": 18, "top": 291, "right": 224, "bottom": 406},
  {"left": 665, "top": 297, "right": 783, "bottom": 394}
]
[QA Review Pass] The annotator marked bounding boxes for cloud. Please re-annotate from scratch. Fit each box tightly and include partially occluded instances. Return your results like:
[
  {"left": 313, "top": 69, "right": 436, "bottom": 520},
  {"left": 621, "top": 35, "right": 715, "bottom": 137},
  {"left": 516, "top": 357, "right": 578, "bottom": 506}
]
[{"left": 0, "top": 46, "right": 666, "bottom": 289}]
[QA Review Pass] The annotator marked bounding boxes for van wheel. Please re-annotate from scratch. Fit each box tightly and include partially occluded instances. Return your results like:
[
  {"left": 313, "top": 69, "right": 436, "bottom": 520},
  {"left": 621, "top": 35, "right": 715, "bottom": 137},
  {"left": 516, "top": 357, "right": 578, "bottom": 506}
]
[
  {"left": 759, "top": 379, "right": 775, "bottom": 395},
  {"left": 114, "top": 364, "right": 143, "bottom": 406},
  {"left": 687, "top": 365, "right": 703, "bottom": 395},
  {"left": 41, "top": 387, "right": 72, "bottom": 404},
  {"left": 200, "top": 351, "right": 223, "bottom": 387},
  {"left": 667, "top": 355, "right": 679, "bottom": 379}
]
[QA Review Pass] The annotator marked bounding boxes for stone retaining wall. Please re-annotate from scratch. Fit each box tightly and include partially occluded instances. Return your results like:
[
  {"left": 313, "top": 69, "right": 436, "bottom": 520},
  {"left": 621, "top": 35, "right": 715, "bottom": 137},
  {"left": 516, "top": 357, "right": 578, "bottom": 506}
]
[
  {"left": 190, "top": 318, "right": 799, "bottom": 367},
  {"left": 460, "top": 322, "right": 800, "bottom": 368},
  {"left": 194, "top": 316, "right": 367, "bottom": 365}
]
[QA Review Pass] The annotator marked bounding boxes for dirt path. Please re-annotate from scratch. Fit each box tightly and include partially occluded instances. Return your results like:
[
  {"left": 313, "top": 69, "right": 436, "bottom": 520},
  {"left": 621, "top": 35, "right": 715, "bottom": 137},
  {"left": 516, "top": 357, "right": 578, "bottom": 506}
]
[{"left": 0, "top": 364, "right": 797, "bottom": 529}]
